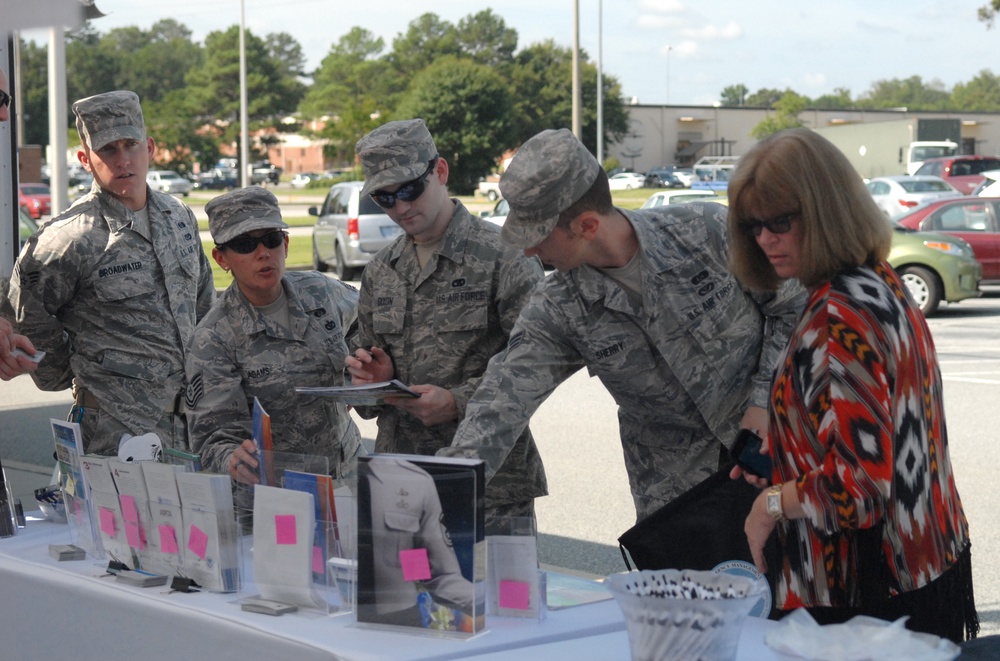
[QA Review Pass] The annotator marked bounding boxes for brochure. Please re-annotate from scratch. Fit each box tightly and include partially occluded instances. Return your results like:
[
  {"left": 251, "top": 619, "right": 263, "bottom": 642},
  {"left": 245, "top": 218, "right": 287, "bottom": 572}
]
[{"left": 295, "top": 380, "right": 420, "bottom": 407}]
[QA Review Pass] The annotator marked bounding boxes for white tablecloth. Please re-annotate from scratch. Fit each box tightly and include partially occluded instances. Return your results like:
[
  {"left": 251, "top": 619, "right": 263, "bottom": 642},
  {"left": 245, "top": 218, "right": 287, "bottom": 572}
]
[{"left": 0, "top": 515, "right": 627, "bottom": 661}]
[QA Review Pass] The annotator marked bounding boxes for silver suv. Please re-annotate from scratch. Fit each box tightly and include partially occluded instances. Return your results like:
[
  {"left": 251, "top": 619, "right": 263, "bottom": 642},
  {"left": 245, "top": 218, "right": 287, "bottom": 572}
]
[
  {"left": 309, "top": 181, "right": 403, "bottom": 280},
  {"left": 146, "top": 170, "right": 192, "bottom": 196}
]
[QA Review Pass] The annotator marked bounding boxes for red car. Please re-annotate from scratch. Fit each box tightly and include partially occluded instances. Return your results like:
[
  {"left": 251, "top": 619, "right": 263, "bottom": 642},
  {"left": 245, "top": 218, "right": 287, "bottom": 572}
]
[
  {"left": 895, "top": 197, "right": 1000, "bottom": 282},
  {"left": 18, "top": 183, "right": 51, "bottom": 220},
  {"left": 915, "top": 155, "right": 1000, "bottom": 195}
]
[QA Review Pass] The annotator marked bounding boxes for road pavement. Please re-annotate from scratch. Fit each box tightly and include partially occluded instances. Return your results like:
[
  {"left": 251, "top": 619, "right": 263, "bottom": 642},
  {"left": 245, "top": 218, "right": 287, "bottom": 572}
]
[{"left": 2, "top": 275, "right": 998, "bottom": 635}]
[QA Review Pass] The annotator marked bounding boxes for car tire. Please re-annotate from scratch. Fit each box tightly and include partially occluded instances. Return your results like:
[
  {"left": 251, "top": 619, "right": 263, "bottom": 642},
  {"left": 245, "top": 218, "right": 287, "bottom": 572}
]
[
  {"left": 899, "top": 265, "right": 941, "bottom": 316},
  {"left": 334, "top": 243, "right": 357, "bottom": 281},
  {"left": 487, "top": 190, "right": 499, "bottom": 201},
  {"left": 312, "top": 238, "right": 329, "bottom": 273}
]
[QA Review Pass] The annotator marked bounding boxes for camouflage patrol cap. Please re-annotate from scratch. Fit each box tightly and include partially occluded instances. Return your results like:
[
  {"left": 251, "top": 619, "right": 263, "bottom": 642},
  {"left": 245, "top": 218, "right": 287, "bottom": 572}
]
[
  {"left": 500, "top": 128, "right": 601, "bottom": 249},
  {"left": 356, "top": 119, "right": 439, "bottom": 198},
  {"left": 73, "top": 90, "right": 146, "bottom": 152},
  {"left": 206, "top": 186, "right": 289, "bottom": 245}
]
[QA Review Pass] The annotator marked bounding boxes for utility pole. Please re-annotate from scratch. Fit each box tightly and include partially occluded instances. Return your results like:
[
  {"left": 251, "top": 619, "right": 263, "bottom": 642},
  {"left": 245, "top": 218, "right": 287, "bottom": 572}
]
[{"left": 571, "top": 0, "right": 581, "bottom": 140}]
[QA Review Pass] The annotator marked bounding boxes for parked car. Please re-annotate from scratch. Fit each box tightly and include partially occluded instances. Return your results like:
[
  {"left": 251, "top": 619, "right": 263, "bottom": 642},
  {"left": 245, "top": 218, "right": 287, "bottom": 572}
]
[
  {"left": 250, "top": 161, "right": 282, "bottom": 185},
  {"left": 291, "top": 172, "right": 321, "bottom": 189},
  {"left": 18, "top": 183, "right": 51, "bottom": 219},
  {"left": 192, "top": 168, "right": 237, "bottom": 191},
  {"left": 972, "top": 169, "right": 1000, "bottom": 198},
  {"left": 309, "top": 181, "right": 402, "bottom": 280},
  {"left": 608, "top": 172, "right": 646, "bottom": 190},
  {"left": 865, "top": 175, "right": 961, "bottom": 219},
  {"left": 146, "top": 170, "right": 192, "bottom": 196},
  {"left": 640, "top": 189, "right": 719, "bottom": 209},
  {"left": 914, "top": 155, "right": 1000, "bottom": 195},
  {"left": 480, "top": 198, "right": 508, "bottom": 226},
  {"left": 19, "top": 206, "right": 38, "bottom": 251},
  {"left": 644, "top": 167, "right": 685, "bottom": 188},
  {"left": 895, "top": 197, "right": 1000, "bottom": 283},
  {"left": 887, "top": 223, "right": 981, "bottom": 315}
]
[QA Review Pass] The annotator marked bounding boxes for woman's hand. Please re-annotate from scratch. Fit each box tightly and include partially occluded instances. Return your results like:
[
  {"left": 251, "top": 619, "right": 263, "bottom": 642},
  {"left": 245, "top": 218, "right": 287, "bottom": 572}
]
[
  {"left": 745, "top": 487, "right": 778, "bottom": 573},
  {"left": 229, "top": 439, "right": 260, "bottom": 485}
]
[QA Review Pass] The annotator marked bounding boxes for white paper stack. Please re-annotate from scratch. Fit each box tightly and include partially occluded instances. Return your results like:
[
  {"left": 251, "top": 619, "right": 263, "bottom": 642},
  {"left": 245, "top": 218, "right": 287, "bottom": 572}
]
[
  {"left": 109, "top": 459, "right": 159, "bottom": 573},
  {"left": 80, "top": 455, "right": 135, "bottom": 568},
  {"left": 176, "top": 472, "right": 240, "bottom": 592},
  {"left": 141, "top": 462, "right": 189, "bottom": 575}
]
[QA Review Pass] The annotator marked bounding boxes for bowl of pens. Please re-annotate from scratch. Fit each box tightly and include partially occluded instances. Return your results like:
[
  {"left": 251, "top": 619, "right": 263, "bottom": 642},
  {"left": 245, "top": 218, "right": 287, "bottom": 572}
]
[
  {"left": 34, "top": 485, "right": 67, "bottom": 523},
  {"left": 606, "top": 568, "right": 765, "bottom": 661}
]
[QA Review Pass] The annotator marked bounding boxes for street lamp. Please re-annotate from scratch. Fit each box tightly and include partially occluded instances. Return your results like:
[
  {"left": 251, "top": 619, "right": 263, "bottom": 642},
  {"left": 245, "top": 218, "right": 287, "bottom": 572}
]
[{"left": 665, "top": 45, "right": 672, "bottom": 104}]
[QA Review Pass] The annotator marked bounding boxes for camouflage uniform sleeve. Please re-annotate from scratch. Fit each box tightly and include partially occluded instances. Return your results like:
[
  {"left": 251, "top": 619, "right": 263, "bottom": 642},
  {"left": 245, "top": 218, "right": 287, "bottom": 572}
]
[
  {"left": 349, "top": 267, "right": 387, "bottom": 420},
  {"left": 747, "top": 279, "right": 807, "bottom": 407},
  {"left": 193, "top": 208, "right": 216, "bottom": 322},
  {"left": 337, "top": 281, "right": 360, "bottom": 380},
  {"left": 447, "top": 254, "right": 544, "bottom": 421},
  {"left": 9, "top": 229, "right": 80, "bottom": 390},
  {"left": 185, "top": 319, "right": 249, "bottom": 473},
  {"left": 700, "top": 205, "right": 807, "bottom": 408},
  {"left": 440, "top": 286, "right": 583, "bottom": 482}
]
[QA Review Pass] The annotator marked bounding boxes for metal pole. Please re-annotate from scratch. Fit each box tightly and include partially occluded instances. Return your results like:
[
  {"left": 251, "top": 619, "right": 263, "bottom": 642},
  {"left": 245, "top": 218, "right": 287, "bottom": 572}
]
[
  {"left": 596, "top": 0, "right": 603, "bottom": 166},
  {"left": 665, "top": 45, "right": 672, "bottom": 104},
  {"left": 571, "top": 0, "right": 581, "bottom": 139},
  {"left": 48, "top": 27, "right": 68, "bottom": 216},
  {"left": 239, "top": 0, "right": 250, "bottom": 188}
]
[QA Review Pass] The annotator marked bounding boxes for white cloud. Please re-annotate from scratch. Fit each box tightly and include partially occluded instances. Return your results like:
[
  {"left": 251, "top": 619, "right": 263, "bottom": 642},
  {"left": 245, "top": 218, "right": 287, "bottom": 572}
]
[
  {"left": 680, "top": 20, "right": 743, "bottom": 40},
  {"left": 636, "top": 15, "right": 684, "bottom": 29},
  {"left": 802, "top": 73, "right": 827, "bottom": 89},
  {"left": 638, "top": 0, "right": 686, "bottom": 12}
]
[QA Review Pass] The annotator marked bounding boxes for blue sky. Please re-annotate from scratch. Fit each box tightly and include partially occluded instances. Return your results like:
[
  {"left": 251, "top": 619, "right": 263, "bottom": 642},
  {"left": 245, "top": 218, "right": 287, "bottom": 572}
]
[{"left": 22, "top": 0, "right": 1000, "bottom": 107}]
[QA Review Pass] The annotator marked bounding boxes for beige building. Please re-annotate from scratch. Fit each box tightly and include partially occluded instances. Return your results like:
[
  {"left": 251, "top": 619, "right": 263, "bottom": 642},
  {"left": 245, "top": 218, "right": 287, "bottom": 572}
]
[{"left": 609, "top": 104, "right": 1000, "bottom": 173}]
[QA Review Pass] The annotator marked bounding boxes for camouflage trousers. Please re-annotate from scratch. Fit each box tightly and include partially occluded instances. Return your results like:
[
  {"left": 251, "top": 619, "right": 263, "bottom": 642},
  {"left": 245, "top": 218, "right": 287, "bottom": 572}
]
[{"left": 485, "top": 499, "right": 536, "bottom": 536}]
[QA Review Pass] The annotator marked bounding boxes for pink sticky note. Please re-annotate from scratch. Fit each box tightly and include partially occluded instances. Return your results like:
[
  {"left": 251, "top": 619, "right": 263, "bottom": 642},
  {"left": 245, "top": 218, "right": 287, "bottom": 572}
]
[
  {"left": 312, "top": 546, "right": 325, "bottom": 574},
  {"left": 119, "top": 494, "right": 138, "bottom": 524},
  {"left": 275, "top": 514, "right": 297, "bottom": 545},
  {"left": 159, "top": 525, "right": 179, "bottom": 554},
  {"left": 499, "top": 580, "right": 531, "bottom": 610},
  {"left": 99, "top": 507, "right": 116, "bottom": 537},
  {"left": 399, "top": 548, "right": 432, "bottom": 581},
  {"left": 125, "top": 522, "right": 142, "bottom": 549},
  {"left": 187, "top": 524, "right": 209, "bottom": 560}
]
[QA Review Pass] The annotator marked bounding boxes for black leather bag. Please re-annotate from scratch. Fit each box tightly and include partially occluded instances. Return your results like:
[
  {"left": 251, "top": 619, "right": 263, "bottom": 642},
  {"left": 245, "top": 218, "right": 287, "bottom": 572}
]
[{"left": 617, "top": 467, "right": 781, "bottom": 617}]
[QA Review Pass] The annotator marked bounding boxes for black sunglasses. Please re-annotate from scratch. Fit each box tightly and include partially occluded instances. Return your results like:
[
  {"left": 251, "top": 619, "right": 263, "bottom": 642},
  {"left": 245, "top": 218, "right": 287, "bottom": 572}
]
[
  {"left": 217, "top": 230, "right": 286, "bottom": 254},
  {"left": 370, "top": 158, "right": 438, "bottom": 209},
  {"left": 0, "top": 90, "right": 10, "bottom": 109},
  {"left": 739, "top": 213, "right": 797, "bottom": 237}
]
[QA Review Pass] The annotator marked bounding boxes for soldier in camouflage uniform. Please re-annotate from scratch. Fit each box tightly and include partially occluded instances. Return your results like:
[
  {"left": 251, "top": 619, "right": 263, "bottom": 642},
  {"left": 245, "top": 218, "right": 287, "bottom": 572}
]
[
  {"left": 345, "top": 119, "right": 545, "bottom": 532},
  {"left": 185, "top": 187, "right": 362, "bottom": 482},
  {"left": 8, "top": 90, "right": 214, "bottom": 454},
  {"left": 0, "top": 66, "right": 41, "bottom": 382},
  {"left": 439, "top": 128, "right": 806, "bottom": 523}
]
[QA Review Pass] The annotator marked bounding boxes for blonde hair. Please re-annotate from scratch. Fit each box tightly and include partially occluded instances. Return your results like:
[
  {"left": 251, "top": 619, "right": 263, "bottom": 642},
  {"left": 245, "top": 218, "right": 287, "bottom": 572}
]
[{"left": 727, "top": 128, "right": 891, "bottom": 291}]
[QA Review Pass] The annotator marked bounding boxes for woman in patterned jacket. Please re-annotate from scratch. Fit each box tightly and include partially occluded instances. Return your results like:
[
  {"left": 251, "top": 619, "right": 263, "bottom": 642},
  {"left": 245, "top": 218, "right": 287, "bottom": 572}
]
[{"left": 726, "top": 128, "right": 978, "bottom": 643}]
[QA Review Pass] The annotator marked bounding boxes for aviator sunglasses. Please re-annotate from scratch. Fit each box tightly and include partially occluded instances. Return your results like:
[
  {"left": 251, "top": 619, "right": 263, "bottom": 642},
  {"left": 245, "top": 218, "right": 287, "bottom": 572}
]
[
  {"left": 370, "top": 157, "right": 438, "bottom": 209},
  {"left": 738, "top": 213, "right": 796, "bottom": 237},
  {"left": 217, "top": 230, "right": 286, "bottom": 254},
  {"left": 0, "top": 90, "right": 11, "bottom": 109}
]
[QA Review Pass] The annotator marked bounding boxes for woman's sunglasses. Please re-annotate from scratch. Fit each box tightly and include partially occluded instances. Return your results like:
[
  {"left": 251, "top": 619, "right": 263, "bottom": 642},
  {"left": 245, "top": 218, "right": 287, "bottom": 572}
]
[
  {"left": 370, "top": 158, "right": 438, "bottom": 209},
  {"left": 217, "top": 230, "right": 286, "bottom": 254},
  {"left": 738, "top": 213, "right": 796, "bottom": 237}
]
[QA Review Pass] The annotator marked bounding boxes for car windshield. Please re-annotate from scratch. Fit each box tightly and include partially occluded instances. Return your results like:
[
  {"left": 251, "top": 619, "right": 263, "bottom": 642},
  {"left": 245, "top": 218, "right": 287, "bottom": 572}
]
[
  {"left": 159, "top": 172, "right": 181, "bottom": 180},
  {"left": 899, "top": 180, "right": 953, "bottom": 193},
  {"left": 21, "top": 185, "right": 48, "bottom": 195},
  {"left": 952, "top": 159, "right": 1000, "bottom": 176}
]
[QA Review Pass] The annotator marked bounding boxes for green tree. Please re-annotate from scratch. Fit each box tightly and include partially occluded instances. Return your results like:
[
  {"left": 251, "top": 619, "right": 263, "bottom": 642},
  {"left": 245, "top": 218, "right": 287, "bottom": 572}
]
[
  {"left": 857, "top": 75, "right": 950, "bottom": 110},
  {"left": 388, "top": 13, "right": 461, "bottom": 78},
  {"left": 395, "top": 56, "right": 517, "bottom": 194},
  {"left": 508, "top": 40, "right": 628, "bottom": 155},
  {"left": 811, "top": 87, "right": 855, "bottom": 109},
  {"left": 16, "top": 38, "right": 50, "bottom": 147},
  {"left": 107, "top": 20, "right": 202, "bottom": 105},
  {"left": 745, "top": 88, "right": 784, "bottom": 107},
  {"left": 184, "top": 26, "right": 301, "bottom": 144},
  {"left": 951, "top": 70, "right": 1000, "bottom": 112},
  {"left": 719, "top": 84, "right": 749, "bottom": 107},
  {"left": 456, "top": 9, "right": 518, "bottom": 69},
  {"left": 750, "top": 91, "right": 808, "bottom": 139},
  {"left": 979, "top": 0, "right": 1000, "bottom": 27},
  {"left": 300, "top": 28, "right": 399, "bottom": 164}
]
